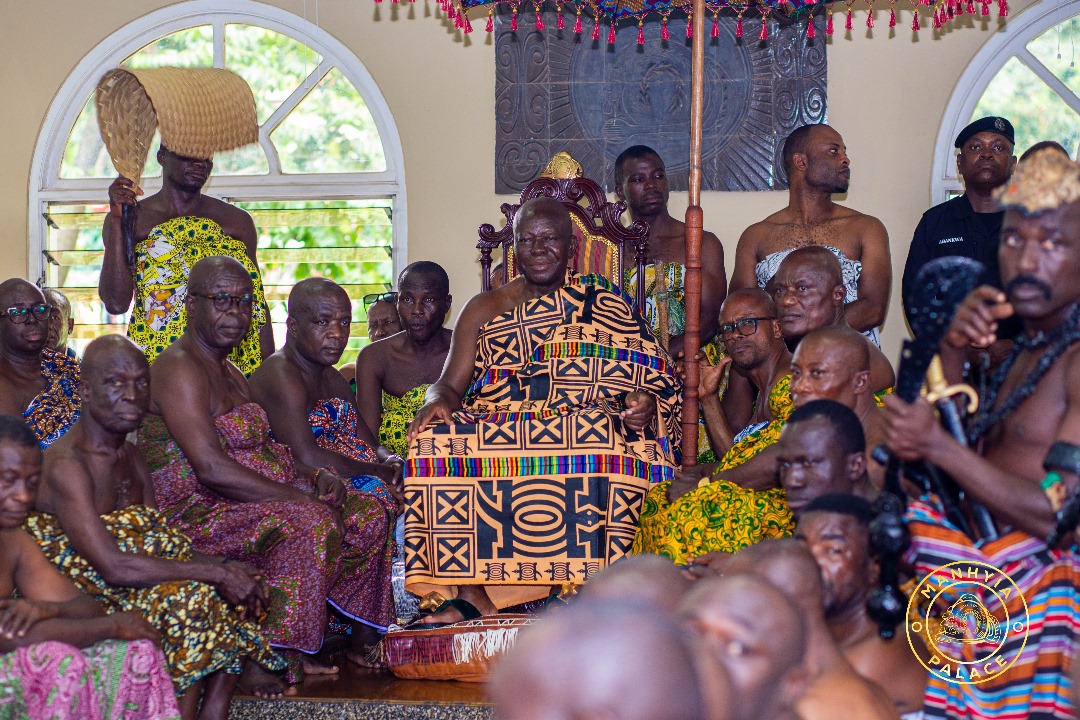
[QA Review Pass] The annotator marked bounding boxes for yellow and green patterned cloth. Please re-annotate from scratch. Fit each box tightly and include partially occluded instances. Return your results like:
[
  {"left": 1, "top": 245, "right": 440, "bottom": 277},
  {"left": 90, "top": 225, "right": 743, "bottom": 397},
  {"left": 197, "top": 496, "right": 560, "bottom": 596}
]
[
  {"left": 127, "top": 216, "right": 268, "bottom": 375},
  {"left": 24, "top": 505, "right": 283, "bottom": 693},
  {"left": 380, "top": 385, "right": 428, "bottom": 459},
  {"left": 632, "top": 375, "right": 795, "bottom": 564}
]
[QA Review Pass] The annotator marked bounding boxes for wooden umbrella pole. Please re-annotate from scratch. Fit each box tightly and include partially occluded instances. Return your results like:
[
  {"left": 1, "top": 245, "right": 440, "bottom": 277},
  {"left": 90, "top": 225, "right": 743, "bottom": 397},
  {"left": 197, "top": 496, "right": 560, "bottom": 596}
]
[{"left": 681, "top": 0, "right": 706, "bottom": 468}]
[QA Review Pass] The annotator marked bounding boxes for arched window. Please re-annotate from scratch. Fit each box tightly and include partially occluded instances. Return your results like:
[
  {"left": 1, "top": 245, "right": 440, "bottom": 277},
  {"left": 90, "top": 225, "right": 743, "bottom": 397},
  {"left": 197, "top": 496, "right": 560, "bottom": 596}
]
[
  {"left": 30, "top": 0, "right": 406, "bottom": 364},
  {"left": 932, "top": 1, "right": 1080, "bottom": 204}
]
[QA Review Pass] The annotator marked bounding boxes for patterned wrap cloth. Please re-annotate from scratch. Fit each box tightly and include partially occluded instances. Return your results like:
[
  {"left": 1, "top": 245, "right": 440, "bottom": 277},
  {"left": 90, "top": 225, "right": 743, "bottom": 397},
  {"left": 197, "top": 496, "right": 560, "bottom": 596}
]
[
  {"left": 0, "top": 639, "right": 179, "bottom": 720},
  {"left": 23, "top": 349, "right": 80, "bottom": 450},
  {"left": 309, "top": 397, "right": 396, "bottom": 504},
  {"left": 754, "top": 245, "right": 881, "bottom": 348},
  {"left": 632, "top": 375, "right": 795, "bottom": 564},
  {"left": 380, "top": 386, "right": 428, "bottom": 459},
  {"left": 127, "top": 217, "right": 268, "bottom": 375},
  {"left": 905, "top": 497, "right": 1080, "bottom": 720},
  {"left": 23, "top": 506, "right": 284, "bottom": 693},
  {"left": 138, "top": 403, "right": 395, "bottom": 657},
  {"left": 624, "top": 262, "right": 726, "bottom": 463},
  {"left": 405, "top": 273, "right": 681, "bottom": 608}
]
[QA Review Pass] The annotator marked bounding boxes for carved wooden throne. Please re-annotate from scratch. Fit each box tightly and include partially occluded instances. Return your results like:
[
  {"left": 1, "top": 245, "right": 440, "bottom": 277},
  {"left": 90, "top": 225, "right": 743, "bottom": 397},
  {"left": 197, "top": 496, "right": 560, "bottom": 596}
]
[{"left": 477, "top": 152, "right": 649, "bottom": 310}]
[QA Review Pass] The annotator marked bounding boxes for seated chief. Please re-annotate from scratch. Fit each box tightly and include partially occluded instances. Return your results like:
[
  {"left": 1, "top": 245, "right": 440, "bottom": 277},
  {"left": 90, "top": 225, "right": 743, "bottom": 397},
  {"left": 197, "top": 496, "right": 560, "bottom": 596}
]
[
  {"left": 137, "top": 256, "right": 394, "bottom": 682},
  {"left": 405, "top": 197, "right": 681, "bottom": 624}
]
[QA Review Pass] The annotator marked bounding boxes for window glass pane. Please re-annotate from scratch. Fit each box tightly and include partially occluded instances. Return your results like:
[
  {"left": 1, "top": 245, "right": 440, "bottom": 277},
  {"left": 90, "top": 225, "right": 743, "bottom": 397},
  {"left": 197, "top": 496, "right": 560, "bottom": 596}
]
[
  {"left": 225, "top": 24, "right": 323, "bottom": 125},
  {"left": 972, "top": 56, "right": 1080, "bottom": 157},
  {"left": 122, "top": 26, "right": 214, "bottom": 68},
  {"left": 271, "top": 67, "right": 387, "bottom": 174},
  {"left": 1027, "top": 17, "right": 1080, "bottom": 103},
  {"left": 59, "top": 95, "right": 115, "bottom": 179}
]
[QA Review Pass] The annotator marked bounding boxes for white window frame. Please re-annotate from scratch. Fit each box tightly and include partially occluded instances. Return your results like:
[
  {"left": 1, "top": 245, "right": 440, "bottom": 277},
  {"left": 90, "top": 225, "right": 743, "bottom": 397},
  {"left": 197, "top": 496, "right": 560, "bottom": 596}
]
[
  {"left": 932, "top": 0, "right": 1080, "bottom": 205},
  {"left": 28, "top": 0, "right": 407, "bottom": 281}
]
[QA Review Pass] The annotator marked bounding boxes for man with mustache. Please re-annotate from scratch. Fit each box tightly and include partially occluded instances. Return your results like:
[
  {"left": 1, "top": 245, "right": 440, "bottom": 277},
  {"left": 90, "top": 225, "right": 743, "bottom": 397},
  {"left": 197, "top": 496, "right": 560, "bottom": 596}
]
[
  {"left": 902, "top": 117, "right": 1017, "bottom": 338},
  {"left": 0, "top": 279, "right": 80, "bottom": 448},
  {"left": 884, "top": 149, "right": 1080, "bottom": 719},
  {"left": 100, "top": 146, "right": 273, "bottom": 376},
  {"left": 730, "top": 124, "right": 891, "bottom": 347}
]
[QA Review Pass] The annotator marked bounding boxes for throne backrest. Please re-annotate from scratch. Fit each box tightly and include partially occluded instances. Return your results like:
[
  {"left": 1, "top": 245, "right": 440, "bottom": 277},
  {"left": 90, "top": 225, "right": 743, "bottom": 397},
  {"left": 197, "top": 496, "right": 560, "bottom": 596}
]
[{"left": 477, "top": 173, "right": 649, "bottom": 310}]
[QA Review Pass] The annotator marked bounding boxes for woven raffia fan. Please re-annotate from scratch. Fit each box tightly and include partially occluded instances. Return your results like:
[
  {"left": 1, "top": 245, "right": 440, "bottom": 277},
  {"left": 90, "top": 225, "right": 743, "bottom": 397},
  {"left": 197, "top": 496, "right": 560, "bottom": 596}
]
[{"left": 95, "top": 67, "right": 258, "bottom": 191}]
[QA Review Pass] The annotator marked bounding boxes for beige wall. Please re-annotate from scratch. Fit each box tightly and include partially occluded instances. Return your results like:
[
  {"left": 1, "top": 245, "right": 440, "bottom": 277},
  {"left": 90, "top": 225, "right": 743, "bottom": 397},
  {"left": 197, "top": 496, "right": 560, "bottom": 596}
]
[{"left": 0, "top": 0, "right": 1039, "bottom": 362}]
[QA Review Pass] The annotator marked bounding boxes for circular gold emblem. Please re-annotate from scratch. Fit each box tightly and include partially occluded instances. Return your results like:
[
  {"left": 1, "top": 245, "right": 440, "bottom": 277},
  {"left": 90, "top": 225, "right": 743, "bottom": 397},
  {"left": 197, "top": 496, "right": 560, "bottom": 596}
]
[{"left": 906, "top": 560, "right": 1029, "bottom": 686}]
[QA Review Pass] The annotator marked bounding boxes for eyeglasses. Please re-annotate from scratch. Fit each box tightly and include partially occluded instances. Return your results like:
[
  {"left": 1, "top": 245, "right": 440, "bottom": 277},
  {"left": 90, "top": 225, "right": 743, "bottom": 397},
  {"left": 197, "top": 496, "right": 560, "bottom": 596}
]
[
  {"left": 3, "top": 304, "right": 55, "bottom": 324},
  {"left": 363, "top": 291, "right": 397, "bottom": 309},
  {"left": 718, "top": 317, "right": 776, "bottom": 339},
  {"left": 191, "top": 292, "right": 254, "bottom": 312}
]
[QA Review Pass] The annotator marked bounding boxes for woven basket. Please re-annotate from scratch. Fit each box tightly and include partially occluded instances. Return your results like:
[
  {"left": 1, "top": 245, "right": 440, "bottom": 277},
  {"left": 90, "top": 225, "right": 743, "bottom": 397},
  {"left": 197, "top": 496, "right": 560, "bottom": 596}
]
[
  {"left": 384, "top": 615, "right": 536, "bottom": 682},
  {"left": 95, "top": 67, "right": 258, "bottom": 189}
]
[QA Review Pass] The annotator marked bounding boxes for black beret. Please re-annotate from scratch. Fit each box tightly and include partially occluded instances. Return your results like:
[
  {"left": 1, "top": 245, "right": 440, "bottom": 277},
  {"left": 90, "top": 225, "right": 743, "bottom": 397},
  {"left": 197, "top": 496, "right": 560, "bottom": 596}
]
[{"left": 955, "top": 116, "right": 1015, "bottom": 149}]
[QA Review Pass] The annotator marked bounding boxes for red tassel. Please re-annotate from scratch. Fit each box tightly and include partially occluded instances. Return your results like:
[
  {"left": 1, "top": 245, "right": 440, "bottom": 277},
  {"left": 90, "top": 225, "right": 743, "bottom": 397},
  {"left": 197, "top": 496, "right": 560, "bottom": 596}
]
[
  {"left": 592, "top": 15, "right": 600, "bottom": 39},
  {"left": 535, "top": 10, "right": 544, "bottom": 29},
  {"left": 510, "top": 10, "right": 518, "bottom": 30},
  {"left": 957, "top": 0, "right": 965, "bottom": 13},
  {"left": 826, "top": 10, "right": 834, "bottom": 34},
  {"left": 911, "top": 11, "right": 920, "bottom": 30},
  {"left": 967, "top": 0, "right": 975, "bottom": 13},
  {"left": 486, "top": 9, "right": 494, "bottom": 32},
  {"left": 661, "top": 17, "right": 670, "bottom": 40},
  {"left": 736, "top": 16, "right": 743, "bottom": 37},
  {"left": 981, "top": 0, "right": 989, "bottom": 16},
  {"left": 574, "top": 11, "right": 582, "bottom": 33},
  {"left": 637, "top": 21, "right": 644, "bottom": 44},
  {"left": 687, "top": 14, "right": 693, "bottom": 38},
  {"left": 866, "top": 10, "right": 874, "bottom": 27},
  {"left": 608, "top": 23, "right": 616, "bottom": 44},
  {"left": 759, "top": 16, "right": 768, "bottom": 40},
  {"left": 807, "top": 17, "right": 816, "bottom": 38},
  {"left": 453, "top": 9, "right": 463, "bottom": 29},
  {"left": 845, "top": 9, "right": 853, "bottom": 30},
  {"left": 998, "top": 0, "right": 1007, "bottom": 17},
  {"left": 464, "top": 14, "right": 473, "bottom": 32},
  {"left": 712, "top": 15, "right": 720, "bottom": 38},
  {"left": 557, "top": 12, "right": 565, "bottom": 29},
  {"left": 889, "top": 7, "right": 896, "bottom": 26}
]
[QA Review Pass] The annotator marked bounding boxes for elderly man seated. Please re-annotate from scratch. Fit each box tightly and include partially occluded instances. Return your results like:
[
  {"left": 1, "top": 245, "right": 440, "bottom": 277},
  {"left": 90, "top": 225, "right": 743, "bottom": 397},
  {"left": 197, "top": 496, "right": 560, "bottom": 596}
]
[
  {"left": 0, "top": 415, "right": 178, "bottom": 719},
  {"left": 405, "top": 197, "right": 681, "bottom": 623},
  {"left": 137, "top": 256, "right": 394, "bottom": 684},
  {"left": 25, "top": 335, "right": 284, "bottom": 718},
  {"left": 0, "top": 279, "right": 80, "bottom": 448}
]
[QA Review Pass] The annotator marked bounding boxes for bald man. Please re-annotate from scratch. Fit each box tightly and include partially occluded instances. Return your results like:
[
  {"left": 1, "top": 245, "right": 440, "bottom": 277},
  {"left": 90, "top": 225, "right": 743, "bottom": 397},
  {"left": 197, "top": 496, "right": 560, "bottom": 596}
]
[
  {"left": 726, "top": 540, "right": 899, "bottom": 720},
  {"left": 44, "top": 288, "right": 75, "bottom": 358},
  {"left": 0, "top": 279, "right": 80, "bottom": 448},
  {"left": 492, "top": 600, "right": 727, "bottom": 720},
  {"left": 139, "top": 256, "right": 394, "bottom": 686},
  {"left": 26, "top": 335, "right": 284, "bottom": 716},
  {"left": 791, "top": 326, "right": 887, "bottom": 489},
  {"left": 730, "top": 124, "right": 891, "bottom": 344},
  {"left": 580, "top": 554, "right": 691, "bottom": 613},
  {"left": 405, "top": 198, "right": 680, "bottom": 624},
  {"left": 681, "top": 574, "right": 808, "bottom": 720},
  {"left": 769, "top": 246, "right": 894, "bottom": 392},
  {"left": 796, "top": 494, "right": 929, "bottom": 717}
]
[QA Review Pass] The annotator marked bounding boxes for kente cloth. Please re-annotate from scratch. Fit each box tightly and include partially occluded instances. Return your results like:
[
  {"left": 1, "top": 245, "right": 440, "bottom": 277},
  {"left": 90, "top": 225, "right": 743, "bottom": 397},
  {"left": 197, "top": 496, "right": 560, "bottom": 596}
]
[
  {"left": 0, "top": 639, "right": 179, "bottom": 720},
  {"left": 309, "top": 397, "right": 395, "bottom": 504},
  {"left": 624, "top": 262, "right": 724, "bottom": 463},
  {"left": 139, "top": 403, "right": 394, "bottom": 652},
  {"left": 755, "top": 246, "right": 881, "bottom": 348},
  {"left": 632, "top": 375, "right": 795, "bottom": 564},
  {"left": 23, "top": 349, "right": 80, "bottom": 450},
  {"left": 404, "top": 273, "right": 681, "bottom": 608},
  {"left": 127, "top": 217, "right": 268, "bottom": 375},
  {"left": 381, "top": 386, "right": 428, "bottom": 459},
  {"left": 23, "top": 506, "right": 285, "bottom": 693},
  {"left": 905, "top": 498, "right": 1080, "bottom": 720}
]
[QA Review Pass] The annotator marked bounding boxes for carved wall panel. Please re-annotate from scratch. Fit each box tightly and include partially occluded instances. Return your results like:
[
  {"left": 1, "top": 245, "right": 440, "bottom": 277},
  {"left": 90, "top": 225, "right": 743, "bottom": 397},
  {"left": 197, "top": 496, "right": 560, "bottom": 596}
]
[{"left": 494, "top": 11, "right": 827, "bottom": 193}]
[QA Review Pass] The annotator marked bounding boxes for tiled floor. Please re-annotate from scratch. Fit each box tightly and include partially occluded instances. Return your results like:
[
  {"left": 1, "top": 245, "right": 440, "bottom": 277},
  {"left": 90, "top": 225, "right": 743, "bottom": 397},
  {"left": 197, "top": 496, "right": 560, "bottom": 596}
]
[{"left": 228, "top": 662, "right": 492, "bottom": 720}]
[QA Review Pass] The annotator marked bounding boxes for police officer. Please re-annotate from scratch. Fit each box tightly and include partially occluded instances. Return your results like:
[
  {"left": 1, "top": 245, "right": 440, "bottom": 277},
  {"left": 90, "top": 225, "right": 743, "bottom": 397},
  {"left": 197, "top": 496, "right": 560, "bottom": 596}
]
[{"left": 902, "top": 116, "right": 1017, "bottom": 334}]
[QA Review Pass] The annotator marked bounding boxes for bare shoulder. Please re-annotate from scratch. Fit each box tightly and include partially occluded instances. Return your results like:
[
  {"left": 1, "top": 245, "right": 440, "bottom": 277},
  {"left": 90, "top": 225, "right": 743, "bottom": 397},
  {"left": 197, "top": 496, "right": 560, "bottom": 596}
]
[
  {"left": 249, "top": 351, "right": 289, "bottom": 385},
  {"left": 201, "top": 196, "right": 256, "bottom": 245},
  {"left": 461, "top": 285, "right": 516, "bottom": 332}
]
